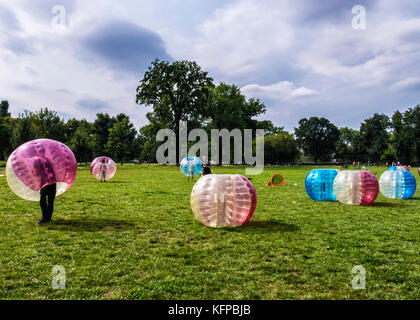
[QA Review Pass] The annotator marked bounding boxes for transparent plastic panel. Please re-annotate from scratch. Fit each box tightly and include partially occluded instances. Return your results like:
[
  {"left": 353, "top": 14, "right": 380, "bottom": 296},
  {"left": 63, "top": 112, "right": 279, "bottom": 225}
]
[
  {"left": 305, "top": 169, "right": 339, "bottom": 201},
  {"left": 180, "top": 156, "right": 203, "bottom": 177},
  {"left": 6, "top": 139, "right": 77, "bottom": 201},
  {"left": 90, "top": 156, "right": 117, "bottom": 181},
  {"left": 190, "top": 174, "right": 257, "bottom": 228}
]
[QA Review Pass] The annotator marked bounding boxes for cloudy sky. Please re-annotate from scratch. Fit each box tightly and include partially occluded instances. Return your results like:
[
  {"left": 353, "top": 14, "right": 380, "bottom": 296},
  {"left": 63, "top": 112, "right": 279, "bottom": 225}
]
[{"left": 1, "top": 0, "right": 419, "bottom": 131}]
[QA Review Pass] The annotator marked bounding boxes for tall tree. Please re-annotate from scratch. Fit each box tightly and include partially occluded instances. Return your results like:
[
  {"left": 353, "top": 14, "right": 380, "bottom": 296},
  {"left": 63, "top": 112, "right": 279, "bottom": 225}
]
[
  {"left": 203, "top": 83, "right": 266, "bottom": 163},
  {"left": 136, "top": 59, "right": 214, "bottom": 163},
  {"left": 0, "top": 100, "right": 11, "bottom": 118},
  {"left": 92, "top": 113, "right": 117, "bottom": 156},
  {"left": 391, "top": 111, "right": 414, "bottom": 164},
  {"left": 294, "top": 117, "right": 340, "bottom": 162},
  {"left": 0, "top": 117, "right": 12, "bottom": 159},
  {"left": 264, "top": 131, "right": 300, "bottom": 164},
  {"left": 11, "top": 111, "right": 38, "bottom": 149},
  {"left": 358, "top": 113, "right": 390, "bottom": 163},
  {"left": 335, "top": 127, "right": 359, "bottom": 163},
  {"left": 32, "top": 108, "right": 66, "bottom": 141},
  {"left": 67, "top": 119, "right": 94, "bottom": 163},
  {"left": 404, "top": 105, "right": 420, "bottom": 163},
  {"left": 106, "top": 117, "right": 137, "bottom": 165}
]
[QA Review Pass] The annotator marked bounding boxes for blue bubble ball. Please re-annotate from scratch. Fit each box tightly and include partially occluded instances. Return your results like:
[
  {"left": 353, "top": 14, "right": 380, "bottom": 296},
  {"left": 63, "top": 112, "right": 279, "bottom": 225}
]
[
  {"left": 379, "top": 170, "right": 417, "bottom": 199},
  {"left": 305, "top": 169, "right": 339, "bottom": 201},
  {"left": 180, "top": 156, "right": 203, "bottom": 177}
]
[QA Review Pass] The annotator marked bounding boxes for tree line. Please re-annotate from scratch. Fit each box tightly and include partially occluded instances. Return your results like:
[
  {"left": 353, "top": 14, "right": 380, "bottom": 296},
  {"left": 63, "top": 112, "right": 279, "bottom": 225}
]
[{"left": 1, "top": 59, "right": 419, "bottom": 165}]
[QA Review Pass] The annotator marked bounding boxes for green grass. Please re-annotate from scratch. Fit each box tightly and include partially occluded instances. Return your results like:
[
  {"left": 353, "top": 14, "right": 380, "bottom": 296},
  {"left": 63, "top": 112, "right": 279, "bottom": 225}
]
[{"left": 0, "top": 163, "right": 419, "bottom": 300}]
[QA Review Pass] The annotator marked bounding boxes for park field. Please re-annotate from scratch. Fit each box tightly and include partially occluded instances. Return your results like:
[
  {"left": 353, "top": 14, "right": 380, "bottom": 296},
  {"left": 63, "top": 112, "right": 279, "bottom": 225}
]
[{"left": 0, "top": 163, "right": 419, "bottom": 300}]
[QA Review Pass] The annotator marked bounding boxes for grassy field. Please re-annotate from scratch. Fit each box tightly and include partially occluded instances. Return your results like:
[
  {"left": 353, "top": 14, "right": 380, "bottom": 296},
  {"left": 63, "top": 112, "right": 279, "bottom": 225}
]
[{"left": 0, "top": 163, "right": 419, "bottom": 300}]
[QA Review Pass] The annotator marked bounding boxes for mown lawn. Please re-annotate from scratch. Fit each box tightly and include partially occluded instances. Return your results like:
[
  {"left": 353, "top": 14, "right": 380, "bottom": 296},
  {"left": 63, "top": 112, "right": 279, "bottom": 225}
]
[{"left": 0, "top": 163, "right": 419, "bottom": 300}]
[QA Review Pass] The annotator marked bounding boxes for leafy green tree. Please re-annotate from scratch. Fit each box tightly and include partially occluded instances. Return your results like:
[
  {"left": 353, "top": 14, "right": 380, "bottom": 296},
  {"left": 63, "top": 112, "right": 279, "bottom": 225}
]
[
  {"left": 31, "top": 108, "right": 66, "bottom": 141},
  {"left": 203, "top": 83, "right": 266, "bottom": 163},
  {"left": 0, "top": 117, "right": 12, "bottom": 159},
  {"left": 0, "top": 100, "right": 11, "bottom": 117},
  {"left": 335, "top": 127, "right": 359, "bottom": 163},
  {"left": 358, "top": 113, "right": 390, "bottom": 163},
  {"left": 11, "top": 111, "right": 38, "bottom": 149},
  {"left": 294, "top": 117, "right": 340, "bottom": 162},
  {"left": 391, "top": 111, "right": 414, "bottom": 164},
  {"left": 92, "top": 113, "right": 117, "bottom": 156},
  {"left": 257, "top": 120, "right": 283, "bottom": 136},
  {"left": 392, "top": 105, "right": 420, "bottom": 164},
  {"left": 381, "top": 142, "right": 398, "bottom": 163},
  {"left": 67, "top": 120, "right": 94, "bottom": 163},
  {"left": 106, "top": 117, "right": 137, "bottom": 165},
  {"left": 264, "top": 131, "right": 300, "bottom": 164},
  {"left": 136, "top": 59, "right": 214, "bottom": 163}
]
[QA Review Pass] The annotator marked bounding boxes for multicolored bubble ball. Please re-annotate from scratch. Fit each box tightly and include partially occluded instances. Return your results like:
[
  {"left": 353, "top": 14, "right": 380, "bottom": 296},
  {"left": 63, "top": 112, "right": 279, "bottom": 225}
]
[
  {"left": 190, "top": 174, "right": 257, "bottom": 228},
  {"left": 90, "top": 156, "right": 117, "bottom": 181},
  {"left": 180, "top": 156, "right": 202, "bottom": 177},
  {"left": 379, "top": 170, "right": 417, "bottom": 199},
  {"left": 6, "top": 139, "right": 77, "bottom": 201},
  {"left": 333, "top": 170, "right": 379, "bottom": 206},
  {"left": 389, "top": 166, "right": 410, "bottom": 172}
]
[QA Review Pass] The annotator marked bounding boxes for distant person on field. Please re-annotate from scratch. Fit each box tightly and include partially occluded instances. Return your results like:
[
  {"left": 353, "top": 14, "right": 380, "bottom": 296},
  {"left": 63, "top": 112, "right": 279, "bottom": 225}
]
[
  {"left": 187, "top": 164, "right": 195, "bottom": 182},
  {"left": 34, "top": 148, "right": 57, "bottom": 224},
  {"left": 100, "top": 159, "right": 107, "bottom": 182}
]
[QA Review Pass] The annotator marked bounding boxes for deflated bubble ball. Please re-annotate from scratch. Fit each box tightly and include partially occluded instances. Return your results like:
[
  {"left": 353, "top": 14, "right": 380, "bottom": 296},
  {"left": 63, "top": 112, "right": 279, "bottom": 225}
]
[
  {"left": 305, "top": 169, "right": 339, "bottom": 201},
  {"left": 190, "top": 174, "right": 257, "bottom": 228},
  {"left": 6, "top": 139, "right": 77, "bottom": 201},
  {"left": 180, "top": 156, "right": 202, "bottom": 177},
  {"left": 90, "top": 156, "right": 117, "bottom": 181},
  {"left": 389, "top": 166, "right": 410, "bottom": 171},
  {"left": 333, "top": 170, "right": 379, "bottom": 206},
  {"left": 379, "top": 170, "right": 417, "bottom": 199}
]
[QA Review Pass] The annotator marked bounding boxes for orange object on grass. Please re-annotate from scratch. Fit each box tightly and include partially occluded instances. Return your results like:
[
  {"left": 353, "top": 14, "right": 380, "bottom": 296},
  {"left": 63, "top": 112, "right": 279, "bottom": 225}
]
[{"left": 266, "top": 173, "right": 285, "bottom": 186}]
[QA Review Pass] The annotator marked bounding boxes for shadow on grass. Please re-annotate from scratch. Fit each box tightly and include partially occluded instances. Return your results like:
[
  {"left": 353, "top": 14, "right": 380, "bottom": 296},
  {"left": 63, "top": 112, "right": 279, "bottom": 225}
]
[
  {"left": 370, "top": 199, "right": 412, "bottom": 208},
  {"left": 371, "top": 202, "right": 406, "bottom": 207},
  {"left": 106, "top": 181, "right": 133, "bottom": 184},
  {"left": 408, "top": 197, "right": 420, "bottom": 201},
  {"left": 231, "top": 220, "right": 300, "bottom": 233},
  {"left": 45, "top": 218, "right": 135, "bottom": 232}
]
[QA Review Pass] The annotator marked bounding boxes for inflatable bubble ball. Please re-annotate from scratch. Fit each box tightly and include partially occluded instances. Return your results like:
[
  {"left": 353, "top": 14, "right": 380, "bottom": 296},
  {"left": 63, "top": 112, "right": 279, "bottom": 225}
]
[
  {"left": 90, "top": 156, "right": 117, "bottom": 181},
  {"left": 6, "top": 139, "right": 77, "bottom": 201},
  {"left": 305, "top": 169, "right": 339, "bottom": 201},
  {"left": 180, "top": 156, "right": 202, "bottom": 177},
  {"left": 379, "top": 170, "right": 417, "bottom": 199},
  {"left": 333, "top": 170, "right": 379, "bottom": 206},
  {"left": 190, "top": 174, "right": 257, "bottom": 228},
  {"left": 389, "top": 166, "right": 410, "bottom": 172}
]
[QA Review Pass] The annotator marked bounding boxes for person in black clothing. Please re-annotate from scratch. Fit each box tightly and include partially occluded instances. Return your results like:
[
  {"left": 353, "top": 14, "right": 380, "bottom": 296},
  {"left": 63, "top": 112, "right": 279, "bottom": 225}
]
[
  {"left": 39, "top": 183, "right": 56, "bottom": 224},
  {"left": 202, "top": 164, "right": 212, "bottom": 176},
  {"left": 34, "top": 148, "right": 57, "bottom": 224}
]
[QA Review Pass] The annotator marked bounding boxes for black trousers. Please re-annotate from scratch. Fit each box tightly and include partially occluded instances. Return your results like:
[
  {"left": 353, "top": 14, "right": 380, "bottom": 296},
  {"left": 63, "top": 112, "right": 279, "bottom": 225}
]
[{"left": 40, "top": 184, "right": 56, "bottom": 220}]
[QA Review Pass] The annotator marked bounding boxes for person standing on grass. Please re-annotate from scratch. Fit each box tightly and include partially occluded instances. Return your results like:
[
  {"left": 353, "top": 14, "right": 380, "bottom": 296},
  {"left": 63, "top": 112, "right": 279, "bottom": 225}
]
[
  {"left": 187, "top": 163, "right": 195, "bottom": 182},
  {"left": 34, "top": 148, "right": 57, "bottom": 224},
  {"left": 100, "top": 159, "right": 107, "bottom": 182},
  {"left": 202, "top": 163, "right": 212, "bottom": 176}
]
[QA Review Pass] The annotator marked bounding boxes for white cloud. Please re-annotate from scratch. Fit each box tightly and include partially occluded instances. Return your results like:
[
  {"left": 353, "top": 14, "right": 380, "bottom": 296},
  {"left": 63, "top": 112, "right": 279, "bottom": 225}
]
[
  {"left": 167, "top": 0, "right": 296, "bottom": 75},
  {"left": 391, "top": 77, "right": 420, "bottom": 91},
  {"left": 241, "top": 81, "right": 318, "bottom": 101}
]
